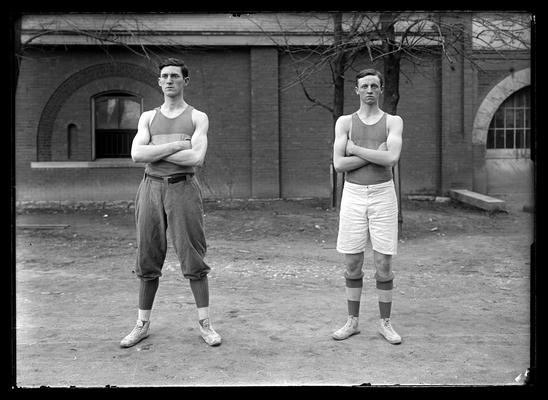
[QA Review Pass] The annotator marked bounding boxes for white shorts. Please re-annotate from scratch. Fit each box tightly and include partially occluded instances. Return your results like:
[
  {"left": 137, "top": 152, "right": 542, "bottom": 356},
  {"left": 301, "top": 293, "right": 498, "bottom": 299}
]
[{"left": 336, "top": 179, "right": 398, "bottom": 255}]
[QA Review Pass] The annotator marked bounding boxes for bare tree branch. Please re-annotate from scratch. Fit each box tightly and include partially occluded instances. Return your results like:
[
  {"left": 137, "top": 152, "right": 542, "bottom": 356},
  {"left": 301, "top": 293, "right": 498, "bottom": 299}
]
[{"left": 299, "top": 79, "right": 333, "bottom": 113}]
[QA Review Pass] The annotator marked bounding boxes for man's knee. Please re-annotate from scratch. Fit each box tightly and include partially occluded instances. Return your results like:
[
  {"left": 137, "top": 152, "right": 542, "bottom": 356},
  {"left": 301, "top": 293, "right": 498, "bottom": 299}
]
[
  {"left": 374, "top": 270, "right": 394, "bottom": 282},
  {"left": 183, "top": 269, "right": 210, "bottom": 281},
  {"left": 373, "top": 252, "right": 393, "bottom": 281},
  {"left": 344, "top": 269, "right": 364, "bottom": 280},
  {"left": 344, "top": 253, "right": 364, "bottom": 280}
]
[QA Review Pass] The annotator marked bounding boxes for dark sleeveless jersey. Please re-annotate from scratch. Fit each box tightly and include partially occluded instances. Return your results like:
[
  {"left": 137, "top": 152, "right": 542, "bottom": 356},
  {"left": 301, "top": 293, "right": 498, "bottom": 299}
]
[
  {"left": 345, "top": 112, "right": 393, "bottom": 186},
  {"left": 145, "top": 105, "right": 196, "bottom": 177}
]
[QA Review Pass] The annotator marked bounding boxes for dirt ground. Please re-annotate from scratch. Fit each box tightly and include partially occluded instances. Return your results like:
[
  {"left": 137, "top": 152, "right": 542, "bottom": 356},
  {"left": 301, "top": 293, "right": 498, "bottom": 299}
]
[{"left": 13, "top": 194, "right": 534, "bottom": 387}]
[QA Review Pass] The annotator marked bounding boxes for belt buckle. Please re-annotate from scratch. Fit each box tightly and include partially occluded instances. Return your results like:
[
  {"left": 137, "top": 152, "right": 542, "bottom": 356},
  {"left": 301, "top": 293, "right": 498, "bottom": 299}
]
[{"left": 167, "top": 174, "right": 186, "bottom": 184}]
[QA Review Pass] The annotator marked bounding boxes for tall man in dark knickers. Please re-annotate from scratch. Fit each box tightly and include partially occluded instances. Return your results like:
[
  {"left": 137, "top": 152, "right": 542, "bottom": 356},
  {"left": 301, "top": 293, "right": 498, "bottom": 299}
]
[{"left": 120, "top": 58, "right": 221, "bottom": 348}]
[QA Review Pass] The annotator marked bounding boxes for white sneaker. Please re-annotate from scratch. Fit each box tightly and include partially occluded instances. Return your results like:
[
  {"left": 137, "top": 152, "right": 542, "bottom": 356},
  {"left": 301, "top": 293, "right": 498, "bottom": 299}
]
[
  {"left": 120, "top": 320, "right": 150, "bottom": 348},
  {"left": 378, "top": 318, "right": 401, "bottom": 344},
  {"left": 199, "top": 318, "right": 222, "bottom": 346},
  {"left": 332, "top": 316, "right": 360, "bottom": 340}
]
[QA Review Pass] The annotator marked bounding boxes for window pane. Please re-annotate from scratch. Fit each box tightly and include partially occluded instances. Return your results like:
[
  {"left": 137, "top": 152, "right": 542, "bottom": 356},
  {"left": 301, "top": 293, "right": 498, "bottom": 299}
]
[
  {"left": 525, "top": 130, "right": 530, "bottom": 148},
  {"left": 95, "top": 98, "right": 119, "bottom": 129},
  {"left": 505, "top": 130, "right": 515, "bottom": 149},
  {"left": 96, "top": 130, "right": 134, "bottom": 158},
  {"left": 523, "top": 88, "right": 530, "bottom": 107},
  {"left": 495, "top": 130, "right": 505, "bottom": 149},
  {"left": 95, "top": 93, "right": 142, "bottom": 157},
  {"left": 505, "top": 108, "right": 514, "bottom": 128},
  {"left": 515, "top": 109, "right": 524, "bottom": 129},
  {"left": 485, "top": 86, "right": 530, "bottom": 152},
  {"left": 119, "top": 99, "right": 141, "bottom": 129},
  {"left": 486, "top": 129, "right": 495, "bottom": 148},
  {"left": 493, "top": 111, "right": 504, "bottom": 128},
  {"left": 515, "top": 129, "right": 523, "bottom": 148}
]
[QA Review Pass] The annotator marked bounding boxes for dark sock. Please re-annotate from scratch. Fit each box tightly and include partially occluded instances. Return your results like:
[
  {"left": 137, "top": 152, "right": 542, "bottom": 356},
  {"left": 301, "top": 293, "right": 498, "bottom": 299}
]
[
  {"left": 189, "top": 276, "right": 209, "bottom": 308},
  {"left": 138, "top": 278, "right": 159, "bottom": 310},
  {"left": 346, "top": 277, "right": 363, "bottom": 317},
  {"left": 376, "top": 279, "right": 393, "bottom": 319}
]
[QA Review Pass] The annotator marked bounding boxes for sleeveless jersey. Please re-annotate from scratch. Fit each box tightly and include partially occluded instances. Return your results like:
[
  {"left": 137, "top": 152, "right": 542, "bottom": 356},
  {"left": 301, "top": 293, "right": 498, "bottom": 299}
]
[
  {"left": 345, "top": 112, "right": 393, "bottom": 186},
  {"left": 145, "top": 105, "right": 196, "bottom": 177}
]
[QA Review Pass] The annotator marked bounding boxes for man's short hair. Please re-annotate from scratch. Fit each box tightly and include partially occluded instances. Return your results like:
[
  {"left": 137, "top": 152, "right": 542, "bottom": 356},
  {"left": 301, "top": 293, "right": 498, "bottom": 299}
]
[
  {"left": 355, "top": 68, "right": 384, "bottom": 88},
  {"left": 158, "top": 57, "right": 189, "bottom": 78}
]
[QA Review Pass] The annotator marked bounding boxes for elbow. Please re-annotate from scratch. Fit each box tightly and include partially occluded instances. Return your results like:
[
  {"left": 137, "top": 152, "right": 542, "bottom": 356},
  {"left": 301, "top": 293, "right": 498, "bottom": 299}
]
[
  {"left": 131, "top": 146, "right": 151, "bottom": 163},
  {"left": 191, "top": 151, "right": 206, "bottom": 167},
  {"left": 386, "top": 156, "right": 399, "bottom": 168},
  {"left": 132, "top": 151, "right": 150, "bottom": 164},
  {"left": 131, "top": 151, "right": 144, "bottom": 163},
  {"left": 333, "top": 159, "right": 345, "bottom": 173}
]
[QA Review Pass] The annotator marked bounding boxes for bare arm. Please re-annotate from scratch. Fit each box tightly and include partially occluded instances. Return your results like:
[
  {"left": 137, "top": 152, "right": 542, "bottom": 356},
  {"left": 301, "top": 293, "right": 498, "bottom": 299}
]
[
  {"left": 131, "top": 110, "right": 190, "bottom": 163},
  {"left": 333, "top": 115, "right": 371, "bottom": 173},
  {"left": 163, "top": 110, "right": 209, "bottom": 167},
  {"left": 346, "top": 114, "right": 403, "bottom": 167}
]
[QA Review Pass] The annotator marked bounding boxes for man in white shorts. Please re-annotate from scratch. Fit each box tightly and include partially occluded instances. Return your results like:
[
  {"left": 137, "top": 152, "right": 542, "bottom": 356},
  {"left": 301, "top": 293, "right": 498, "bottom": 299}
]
[{"left": 331, "top": 68, "right": 403, "bottom": 344}]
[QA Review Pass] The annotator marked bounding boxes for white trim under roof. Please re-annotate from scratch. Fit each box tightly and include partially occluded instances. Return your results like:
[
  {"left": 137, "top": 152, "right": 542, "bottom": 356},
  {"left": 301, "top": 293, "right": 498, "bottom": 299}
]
[{"left": 19, "top": 12, "right": 444, "bottom": 47}]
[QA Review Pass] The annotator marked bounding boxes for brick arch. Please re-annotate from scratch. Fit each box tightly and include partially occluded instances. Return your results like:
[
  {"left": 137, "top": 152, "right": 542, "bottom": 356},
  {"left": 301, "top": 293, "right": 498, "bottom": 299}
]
[
  {"left": 472, "top": 68, "right": 530, "bottom": 145},
  {"left": 37, "top": 62, "right": 161, "bottom": 161}
]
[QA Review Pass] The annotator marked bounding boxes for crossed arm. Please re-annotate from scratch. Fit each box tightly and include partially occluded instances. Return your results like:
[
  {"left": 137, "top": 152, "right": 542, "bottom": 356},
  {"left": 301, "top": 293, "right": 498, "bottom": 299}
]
[
  {"left": 333, "top": 114, "right": 403, "bottom": 173},
  {"left": 131, "top": 109, "right": 209, "bottom": 167}
]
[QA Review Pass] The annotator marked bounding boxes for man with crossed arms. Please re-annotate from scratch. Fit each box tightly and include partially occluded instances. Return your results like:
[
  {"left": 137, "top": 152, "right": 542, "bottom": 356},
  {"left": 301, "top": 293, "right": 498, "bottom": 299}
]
[
  {"left": 120, "top": 57, "right": 221, "bottom": 348},
  {"left": 332, "top": 68, "right": 403, "bottom": 344}
]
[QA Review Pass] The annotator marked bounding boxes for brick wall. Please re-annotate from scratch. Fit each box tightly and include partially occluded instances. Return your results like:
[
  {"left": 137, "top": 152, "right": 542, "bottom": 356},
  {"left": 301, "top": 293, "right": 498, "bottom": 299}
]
[
  {"left": 16, "top": 47, "right": 253, "bottom": 201},
  {"left": 184, "top": 48, "right": 252, "bottom": 199},
  {"left": 15, "top": 44, "right": 529, "bottom": 202},
  {"left": 393, "top": 58, "right": 442, "bottom": 195},
  {"left": 250, "top": 47, "right": 280, "bottom": 198},
  {"left": 278, "top": 53, "right": 333, "bottom": 198},
  {"left": 476, "top": 56, "right": 530, "bottom": 101},
  {"left": 279, "top": 52, "right": 443, "bottom": 198}
]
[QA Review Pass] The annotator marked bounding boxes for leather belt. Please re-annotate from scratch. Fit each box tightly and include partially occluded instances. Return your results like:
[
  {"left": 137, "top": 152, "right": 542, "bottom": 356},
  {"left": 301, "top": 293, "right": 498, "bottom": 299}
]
[{"left": 145, "top": 173, "right": 194, "bottom": 184}]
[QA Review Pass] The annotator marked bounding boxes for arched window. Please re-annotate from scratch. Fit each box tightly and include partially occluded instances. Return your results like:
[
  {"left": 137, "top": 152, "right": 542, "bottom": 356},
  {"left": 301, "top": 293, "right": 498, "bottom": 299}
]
[
  {"left": 486, "top": 86, "right": 530, "bottom": 150},
  {"left": 94, "top": 92, "right": 142, "bottom": 158}
]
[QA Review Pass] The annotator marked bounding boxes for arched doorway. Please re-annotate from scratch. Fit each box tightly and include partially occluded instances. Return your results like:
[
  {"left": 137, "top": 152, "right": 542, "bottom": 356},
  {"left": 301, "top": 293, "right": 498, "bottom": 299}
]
[
  {"left": 471, "top": 68, "right": 532, "bottom": 199},
  {"left": 484, "top": 86, "right": 531, "bottom": 195}
]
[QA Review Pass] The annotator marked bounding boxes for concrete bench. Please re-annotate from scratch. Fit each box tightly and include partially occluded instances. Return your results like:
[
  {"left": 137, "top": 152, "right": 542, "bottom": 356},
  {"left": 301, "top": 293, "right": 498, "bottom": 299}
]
[{"left": 448, "top": 189, "right": 506, "bottom": 212}]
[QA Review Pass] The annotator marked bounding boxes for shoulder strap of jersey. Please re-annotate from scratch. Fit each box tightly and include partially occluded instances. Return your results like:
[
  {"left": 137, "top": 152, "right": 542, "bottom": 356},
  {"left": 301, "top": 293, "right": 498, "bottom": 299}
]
[
  {"left": 348, "top": 113, "right": 354, "bottom": 141},
  {"left": 148, "top": 108, "right": 160, "bottom": 131}
]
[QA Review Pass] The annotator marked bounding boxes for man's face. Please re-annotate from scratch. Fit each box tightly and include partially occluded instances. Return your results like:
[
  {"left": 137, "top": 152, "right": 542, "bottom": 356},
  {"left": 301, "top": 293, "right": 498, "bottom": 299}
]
[
  {"left": 158, "top": 65, "right": 188, "bottom": 97},
  {"left": 355, "top": 75, "right": 383, "bottom": 105}
]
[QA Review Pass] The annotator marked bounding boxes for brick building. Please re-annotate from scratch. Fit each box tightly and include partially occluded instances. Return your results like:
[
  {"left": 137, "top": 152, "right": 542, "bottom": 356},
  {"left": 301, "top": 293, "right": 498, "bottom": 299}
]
[{"left": 14, "top": 12, "right": 532, "bottom": 203}]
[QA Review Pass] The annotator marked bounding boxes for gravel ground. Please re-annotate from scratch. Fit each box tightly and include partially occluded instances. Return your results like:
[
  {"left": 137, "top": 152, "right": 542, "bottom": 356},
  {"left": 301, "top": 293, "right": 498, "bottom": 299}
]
[{"left": 13, "top": 197, "right": 534, "bottom": 387}]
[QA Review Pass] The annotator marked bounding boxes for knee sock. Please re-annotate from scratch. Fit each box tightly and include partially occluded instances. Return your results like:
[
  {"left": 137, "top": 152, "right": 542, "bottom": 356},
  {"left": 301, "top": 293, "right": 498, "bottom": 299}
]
[
  {"left": 376, "top": 279, "right": 393, "bottom": 319},
  {"left": 190, "top": 277, "right": 210, "bottom": 325},
  {"left": 345, "top": 277, "right": 363, "bottom": 317},
  {"left": 189, "top": 276, "right": 209, "bottom": 308},
  {"left": 138, "top": 277, "right": 159, "bottom": 321}
]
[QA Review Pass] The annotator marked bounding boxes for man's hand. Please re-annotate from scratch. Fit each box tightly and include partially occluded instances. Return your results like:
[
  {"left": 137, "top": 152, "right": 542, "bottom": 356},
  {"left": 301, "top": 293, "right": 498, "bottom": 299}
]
[
  {"left": 377, "top": 142, "right": 387, "bottom": 151},
  {"left": 346, "top": 139, "right": 356, "bottom": 156},
  {"left": 172, "top": 140, "right": 192, "bottom": 151}
]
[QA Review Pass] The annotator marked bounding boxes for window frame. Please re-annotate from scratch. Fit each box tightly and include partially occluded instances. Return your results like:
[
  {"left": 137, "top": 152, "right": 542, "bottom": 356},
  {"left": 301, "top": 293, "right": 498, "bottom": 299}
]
[
  {"left": 91, "top": 90, "right": 143, "bottom": 160},
  {"left": 485, "top": 86, "right": 531, "bottom": 159}
]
